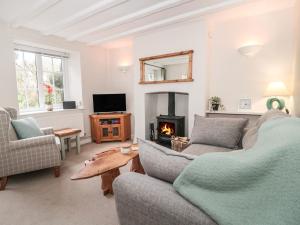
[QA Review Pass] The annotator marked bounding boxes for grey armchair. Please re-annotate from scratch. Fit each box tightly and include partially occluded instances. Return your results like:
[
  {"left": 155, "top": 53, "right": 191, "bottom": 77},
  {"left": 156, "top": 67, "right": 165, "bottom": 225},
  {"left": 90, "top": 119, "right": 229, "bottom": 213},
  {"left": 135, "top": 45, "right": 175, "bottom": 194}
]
[{"left": 0, "top": 107, "right": 61, "bottom": 190}]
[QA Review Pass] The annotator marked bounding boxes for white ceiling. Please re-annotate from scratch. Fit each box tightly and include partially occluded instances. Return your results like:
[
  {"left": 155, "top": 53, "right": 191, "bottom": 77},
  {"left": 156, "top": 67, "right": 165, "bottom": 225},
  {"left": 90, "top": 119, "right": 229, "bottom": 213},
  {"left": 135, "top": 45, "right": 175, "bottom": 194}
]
[{"left": 0, "top": 0, "right": 295, "bottom": 47}]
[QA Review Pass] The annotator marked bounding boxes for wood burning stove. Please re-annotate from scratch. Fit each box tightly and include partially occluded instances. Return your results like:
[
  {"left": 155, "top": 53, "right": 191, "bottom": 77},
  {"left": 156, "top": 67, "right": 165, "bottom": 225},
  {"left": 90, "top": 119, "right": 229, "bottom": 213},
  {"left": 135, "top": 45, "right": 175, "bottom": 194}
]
[{"left": 156, "top": 92, "right": 185, "bottom": 146}]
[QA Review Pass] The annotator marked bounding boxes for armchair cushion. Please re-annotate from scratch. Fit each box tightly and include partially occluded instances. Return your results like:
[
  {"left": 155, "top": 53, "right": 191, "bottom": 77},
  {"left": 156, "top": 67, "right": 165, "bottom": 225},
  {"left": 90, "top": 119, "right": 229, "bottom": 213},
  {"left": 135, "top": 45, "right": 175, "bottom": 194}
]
[{"left": 11, "top": 117, "right": 44, "bottom": 139}]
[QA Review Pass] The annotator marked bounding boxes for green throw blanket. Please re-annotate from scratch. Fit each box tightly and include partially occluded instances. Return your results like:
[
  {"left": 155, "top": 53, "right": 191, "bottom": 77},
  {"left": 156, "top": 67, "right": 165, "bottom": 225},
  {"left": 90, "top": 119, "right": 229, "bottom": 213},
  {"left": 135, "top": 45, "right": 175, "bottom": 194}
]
[{"left": 174, "top": 117, "right": 300, "bottom": 225}]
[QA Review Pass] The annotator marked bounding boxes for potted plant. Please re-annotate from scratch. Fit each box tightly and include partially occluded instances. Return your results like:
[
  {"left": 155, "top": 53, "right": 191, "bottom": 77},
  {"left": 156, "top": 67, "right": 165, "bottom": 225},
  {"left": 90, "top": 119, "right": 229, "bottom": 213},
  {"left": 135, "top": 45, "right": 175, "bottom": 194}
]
[
  {"left": 44, "top": 84, "right": 54, "bottom": 111},
  {"left": 209, "top": 96, "right": 221, "bottom": 111}
]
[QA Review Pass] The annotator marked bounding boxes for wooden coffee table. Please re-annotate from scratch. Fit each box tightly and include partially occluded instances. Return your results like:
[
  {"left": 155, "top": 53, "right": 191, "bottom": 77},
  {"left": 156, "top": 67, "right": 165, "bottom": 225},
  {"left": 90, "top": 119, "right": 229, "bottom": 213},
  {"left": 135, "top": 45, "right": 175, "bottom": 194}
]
[{"left": 71, "top": 145, "right": 144, "bottom": 195}]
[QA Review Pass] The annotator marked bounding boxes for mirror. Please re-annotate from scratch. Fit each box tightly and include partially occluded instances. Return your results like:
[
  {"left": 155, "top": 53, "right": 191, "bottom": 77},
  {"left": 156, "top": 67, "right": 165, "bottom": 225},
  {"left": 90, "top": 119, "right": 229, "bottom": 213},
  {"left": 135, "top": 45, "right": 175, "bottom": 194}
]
[{"left": 139, "top": 50, "right": 193, "bottom": 84}]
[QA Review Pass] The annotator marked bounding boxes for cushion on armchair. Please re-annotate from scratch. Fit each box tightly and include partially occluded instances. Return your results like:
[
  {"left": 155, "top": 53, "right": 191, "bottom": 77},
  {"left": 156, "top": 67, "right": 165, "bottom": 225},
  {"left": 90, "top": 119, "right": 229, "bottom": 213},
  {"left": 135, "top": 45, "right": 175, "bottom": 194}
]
[
  {"left": 138, "top": 139, "right": 195, "bottom": 183},
  {"left": 190, "top": 115, "right": 248, "bottom": 149},
  {"left": 11, "top": 117, "right": 44, "bottom": 139}
]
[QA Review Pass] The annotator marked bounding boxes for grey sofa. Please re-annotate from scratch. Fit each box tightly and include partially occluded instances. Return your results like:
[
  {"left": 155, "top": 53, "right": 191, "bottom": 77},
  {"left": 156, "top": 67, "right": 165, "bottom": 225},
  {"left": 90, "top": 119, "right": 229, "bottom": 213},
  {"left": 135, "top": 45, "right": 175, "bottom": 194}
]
[
  {"left": 113, "top": 111, "right": 288, "bottom": 225},
  {"left": 0, "top": 107, "right": 61, "bottom": 190},
  {"left": 113, "top": 143, "right": 224, "bottom": 225}
]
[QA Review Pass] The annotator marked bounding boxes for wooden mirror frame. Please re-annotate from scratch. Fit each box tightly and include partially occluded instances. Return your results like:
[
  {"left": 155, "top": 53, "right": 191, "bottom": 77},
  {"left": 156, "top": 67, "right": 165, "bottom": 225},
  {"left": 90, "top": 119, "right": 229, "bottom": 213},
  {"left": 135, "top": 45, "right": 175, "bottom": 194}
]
[{"left": 139, "top": 50, "right": 194, "bottom": 84}]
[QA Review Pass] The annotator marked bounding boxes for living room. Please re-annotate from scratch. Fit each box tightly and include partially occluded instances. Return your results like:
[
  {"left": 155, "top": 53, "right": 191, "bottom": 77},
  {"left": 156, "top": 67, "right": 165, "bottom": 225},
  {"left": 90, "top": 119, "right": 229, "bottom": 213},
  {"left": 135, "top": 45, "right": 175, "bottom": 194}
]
[{"left": 0, "top": 0, "right": 300, "bottom": 225}]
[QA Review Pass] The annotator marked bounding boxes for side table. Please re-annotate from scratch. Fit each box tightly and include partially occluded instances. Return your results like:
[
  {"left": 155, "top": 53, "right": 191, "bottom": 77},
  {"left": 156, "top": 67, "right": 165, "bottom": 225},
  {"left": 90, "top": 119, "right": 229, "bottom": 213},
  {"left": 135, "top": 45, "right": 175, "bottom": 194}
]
[{"left": 54, "top": 128, "right": 81, "bottom": 160}]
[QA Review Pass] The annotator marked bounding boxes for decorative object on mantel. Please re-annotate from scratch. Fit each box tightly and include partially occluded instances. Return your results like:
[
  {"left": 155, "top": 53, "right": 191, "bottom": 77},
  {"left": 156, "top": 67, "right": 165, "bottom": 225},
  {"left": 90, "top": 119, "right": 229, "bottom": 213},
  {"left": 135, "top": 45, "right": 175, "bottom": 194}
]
[
  {"left": 208, "top": 96, "right": 224, "bottom": 111},
  {"left": 171, "top": 136, "right": 189, "bottom": 152},
  {"left": 43, "top": 83, "right": 54, "bottom": 111},
  {"left": 139, "top": 50, "right": 193, "bottom": 84},
  {"left": 239, "top": 98, "right": 252, "bottom": 111},
  {"left": 264, "top": 81, "right": 291, "bottom": 114}
]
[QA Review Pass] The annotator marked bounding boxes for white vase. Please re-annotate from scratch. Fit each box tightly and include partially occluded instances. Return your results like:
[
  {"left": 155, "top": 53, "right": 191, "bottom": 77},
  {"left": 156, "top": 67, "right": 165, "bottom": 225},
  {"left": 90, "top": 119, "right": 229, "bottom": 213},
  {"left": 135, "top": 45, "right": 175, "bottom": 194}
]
[{"left": 46, "top": 104, "right": 53, "bottom": 111}]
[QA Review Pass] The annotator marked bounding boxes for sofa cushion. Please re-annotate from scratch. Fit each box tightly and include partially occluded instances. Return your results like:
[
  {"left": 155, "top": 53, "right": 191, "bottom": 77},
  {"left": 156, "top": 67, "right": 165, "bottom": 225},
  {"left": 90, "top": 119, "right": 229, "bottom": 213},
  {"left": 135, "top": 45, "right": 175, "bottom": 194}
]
[
  {"left": 190, "top": 115, "right": 248, "bottom": 149},
  {"left": 11, "top": 117, "right": 44, "bottom": 139},
  {"left": 138, "top": 139, "right": 195, "bottom": 183},
  {"left": 242, "top": 110, "right": 289, "bottom": 149},
  {"left": 183, "top": 144, "right": 231, "bottom": 156}
]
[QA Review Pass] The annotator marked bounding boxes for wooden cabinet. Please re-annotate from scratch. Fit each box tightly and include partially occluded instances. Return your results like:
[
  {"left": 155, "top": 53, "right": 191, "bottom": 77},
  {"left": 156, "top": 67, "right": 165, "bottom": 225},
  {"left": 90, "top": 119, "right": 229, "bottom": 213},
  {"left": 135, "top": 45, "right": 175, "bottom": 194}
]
[{"left": 90, "top": 113, "right": 131, "bottom": 143}]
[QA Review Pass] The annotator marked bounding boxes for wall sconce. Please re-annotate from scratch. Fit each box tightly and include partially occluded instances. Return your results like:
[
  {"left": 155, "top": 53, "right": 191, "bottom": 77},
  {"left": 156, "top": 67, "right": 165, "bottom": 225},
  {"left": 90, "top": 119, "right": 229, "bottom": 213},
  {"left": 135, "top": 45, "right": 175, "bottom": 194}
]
[
  {"left": 238, "top": 44, "right": 263, "bottom": 57},
  {"left": 119, "top": 65, "right": 130, "bottom": 74}
]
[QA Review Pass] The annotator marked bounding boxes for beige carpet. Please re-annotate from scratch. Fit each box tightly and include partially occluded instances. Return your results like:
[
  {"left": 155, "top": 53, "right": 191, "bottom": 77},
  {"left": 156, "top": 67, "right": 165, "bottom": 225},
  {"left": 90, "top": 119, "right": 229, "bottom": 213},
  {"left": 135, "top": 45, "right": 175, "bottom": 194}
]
[{"left": 0, "top": 141, "right": 132, "bottom": 225}]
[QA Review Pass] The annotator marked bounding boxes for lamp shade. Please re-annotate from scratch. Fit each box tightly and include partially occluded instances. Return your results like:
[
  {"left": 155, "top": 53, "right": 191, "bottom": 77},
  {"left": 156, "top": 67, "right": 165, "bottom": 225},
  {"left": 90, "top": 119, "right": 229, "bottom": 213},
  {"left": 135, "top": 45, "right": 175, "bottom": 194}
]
[{"left": 264, "top": 81, "right": 290, "bottom": 97}]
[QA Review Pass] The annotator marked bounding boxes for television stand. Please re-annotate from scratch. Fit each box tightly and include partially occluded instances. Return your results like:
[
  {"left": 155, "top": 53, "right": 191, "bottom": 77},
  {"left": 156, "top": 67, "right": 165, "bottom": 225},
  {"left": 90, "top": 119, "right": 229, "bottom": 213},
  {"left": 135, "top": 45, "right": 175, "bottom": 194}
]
[{"left": 90, "top": 113, "right": 131, "bottom": 143}]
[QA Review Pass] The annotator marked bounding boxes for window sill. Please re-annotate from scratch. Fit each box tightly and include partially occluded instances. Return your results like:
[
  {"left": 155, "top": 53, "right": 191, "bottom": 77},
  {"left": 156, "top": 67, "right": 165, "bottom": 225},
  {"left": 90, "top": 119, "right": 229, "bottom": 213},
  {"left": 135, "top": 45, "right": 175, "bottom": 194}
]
[{"left": 20, "top": 108, "right": 87, "bottom": 117}]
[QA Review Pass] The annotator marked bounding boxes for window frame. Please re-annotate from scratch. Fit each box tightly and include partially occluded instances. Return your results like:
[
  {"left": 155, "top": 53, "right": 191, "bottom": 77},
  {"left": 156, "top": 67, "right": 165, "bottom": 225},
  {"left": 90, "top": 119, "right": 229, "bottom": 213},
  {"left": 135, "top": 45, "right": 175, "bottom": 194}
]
[{"left": 14, "top": 47, "right": 68, "bottom": 113}]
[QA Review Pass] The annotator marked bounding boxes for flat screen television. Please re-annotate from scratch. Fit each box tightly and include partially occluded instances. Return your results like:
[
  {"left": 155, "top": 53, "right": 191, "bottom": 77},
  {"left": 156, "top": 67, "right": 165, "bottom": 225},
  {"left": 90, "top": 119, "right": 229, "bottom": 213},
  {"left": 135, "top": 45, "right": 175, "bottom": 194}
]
[{"left": 93, "top": 94, "right": 126, "bottom": 113}]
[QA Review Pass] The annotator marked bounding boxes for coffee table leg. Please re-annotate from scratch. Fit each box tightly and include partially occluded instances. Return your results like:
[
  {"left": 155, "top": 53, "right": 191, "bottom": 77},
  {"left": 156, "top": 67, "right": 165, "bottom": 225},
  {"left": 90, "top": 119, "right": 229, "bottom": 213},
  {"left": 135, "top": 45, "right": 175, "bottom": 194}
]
[
  {"left": 101, "top": 168, "right": 120, "bottom": 195},
  {"left": 131, "top": 156, "right": 145, "bottom": 174}
]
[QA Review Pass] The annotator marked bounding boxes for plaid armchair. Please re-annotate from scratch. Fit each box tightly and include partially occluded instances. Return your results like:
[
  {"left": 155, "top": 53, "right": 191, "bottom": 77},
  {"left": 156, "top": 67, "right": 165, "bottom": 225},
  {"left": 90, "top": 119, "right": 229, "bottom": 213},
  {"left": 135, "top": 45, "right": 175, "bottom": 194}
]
[{"left": 0, "top": 107, "right": 61, "bottom": 190}]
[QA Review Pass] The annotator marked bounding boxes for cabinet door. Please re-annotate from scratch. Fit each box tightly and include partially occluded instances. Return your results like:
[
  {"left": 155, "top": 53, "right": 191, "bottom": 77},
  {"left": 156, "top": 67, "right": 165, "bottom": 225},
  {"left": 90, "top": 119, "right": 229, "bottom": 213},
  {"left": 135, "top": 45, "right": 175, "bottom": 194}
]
[
  {"left": 111, "top": 125, "right": 121, "bottom": 139},
  {"left": 100, "top": 125, "right": 111, "bottom": 140}
]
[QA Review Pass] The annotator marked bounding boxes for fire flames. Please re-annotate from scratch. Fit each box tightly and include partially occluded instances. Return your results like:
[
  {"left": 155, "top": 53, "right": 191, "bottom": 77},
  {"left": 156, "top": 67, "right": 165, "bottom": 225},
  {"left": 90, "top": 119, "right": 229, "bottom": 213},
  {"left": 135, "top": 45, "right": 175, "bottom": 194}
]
[{"left": 161, "top": 123, "right": 174, "bottom": 136}]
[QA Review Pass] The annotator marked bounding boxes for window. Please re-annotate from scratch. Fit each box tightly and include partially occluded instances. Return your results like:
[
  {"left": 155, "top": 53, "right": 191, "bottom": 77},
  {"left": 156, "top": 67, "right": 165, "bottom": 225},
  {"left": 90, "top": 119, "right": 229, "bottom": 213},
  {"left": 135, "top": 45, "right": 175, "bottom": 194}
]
[
  {"left": 15, "top": 51, "right": 39, "bottom": 110},
  {"left": 14, "top": 47, "right": 67, "bottom": 112},
  {"left": 42, "top": 56, "right": 64, "bottom": 105}
]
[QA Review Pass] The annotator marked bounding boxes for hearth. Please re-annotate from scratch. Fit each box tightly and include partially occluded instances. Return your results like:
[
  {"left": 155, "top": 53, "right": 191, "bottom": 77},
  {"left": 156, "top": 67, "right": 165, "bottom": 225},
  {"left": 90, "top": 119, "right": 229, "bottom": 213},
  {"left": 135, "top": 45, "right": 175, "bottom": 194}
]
[{"left": 157, "top": 92, "right": 185, "bottom": 146}]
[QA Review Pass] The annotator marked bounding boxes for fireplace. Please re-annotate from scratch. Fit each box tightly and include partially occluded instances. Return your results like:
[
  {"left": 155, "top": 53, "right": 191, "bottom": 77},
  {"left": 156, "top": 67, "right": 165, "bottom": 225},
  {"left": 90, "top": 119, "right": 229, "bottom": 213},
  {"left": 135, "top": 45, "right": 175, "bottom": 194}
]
[
  {"left": 159, "top": 122, "right": 175, "bottom": 136},
  {"left": 156, "top": 92, "right": 185, "bottom": 146}
]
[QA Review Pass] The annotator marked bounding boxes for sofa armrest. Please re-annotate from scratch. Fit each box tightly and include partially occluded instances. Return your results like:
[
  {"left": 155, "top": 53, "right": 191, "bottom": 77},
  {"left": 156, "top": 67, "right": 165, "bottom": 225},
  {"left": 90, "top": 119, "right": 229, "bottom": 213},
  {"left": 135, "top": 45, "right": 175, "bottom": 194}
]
[
  {"left": 113, "top": 173, "right": 217, "bottom": 225},
  {"left": 9, "top": 135, "right": 56, "bottom": 150},
  {"left": 40, "top": 127, "right": 54, "bottom": 135}
]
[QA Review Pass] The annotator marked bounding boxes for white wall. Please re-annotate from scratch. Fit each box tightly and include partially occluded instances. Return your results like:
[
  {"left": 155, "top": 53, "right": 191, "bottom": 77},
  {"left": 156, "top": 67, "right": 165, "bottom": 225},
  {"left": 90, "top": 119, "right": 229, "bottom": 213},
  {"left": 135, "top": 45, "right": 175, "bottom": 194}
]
[
  {"left": 0, "top": 21, "right": 18, "bottom": 108},
  {"left": 80, "top": 46, "right": 107, "bottom": 136},
  {"left": 133, "top": 20, "right": 210, "bottom": 140},
  {"left": 294, "top": 0, "right": 300, "bottom": 116},
  {"left": 105, "top": 46, "right": 135, "bottom": 136},
  {"left": 20, "top": 110, "right": 85, "bottom": 137},
  {"left": 209, "top": 7, "right": 295, "bottom": 113}
]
